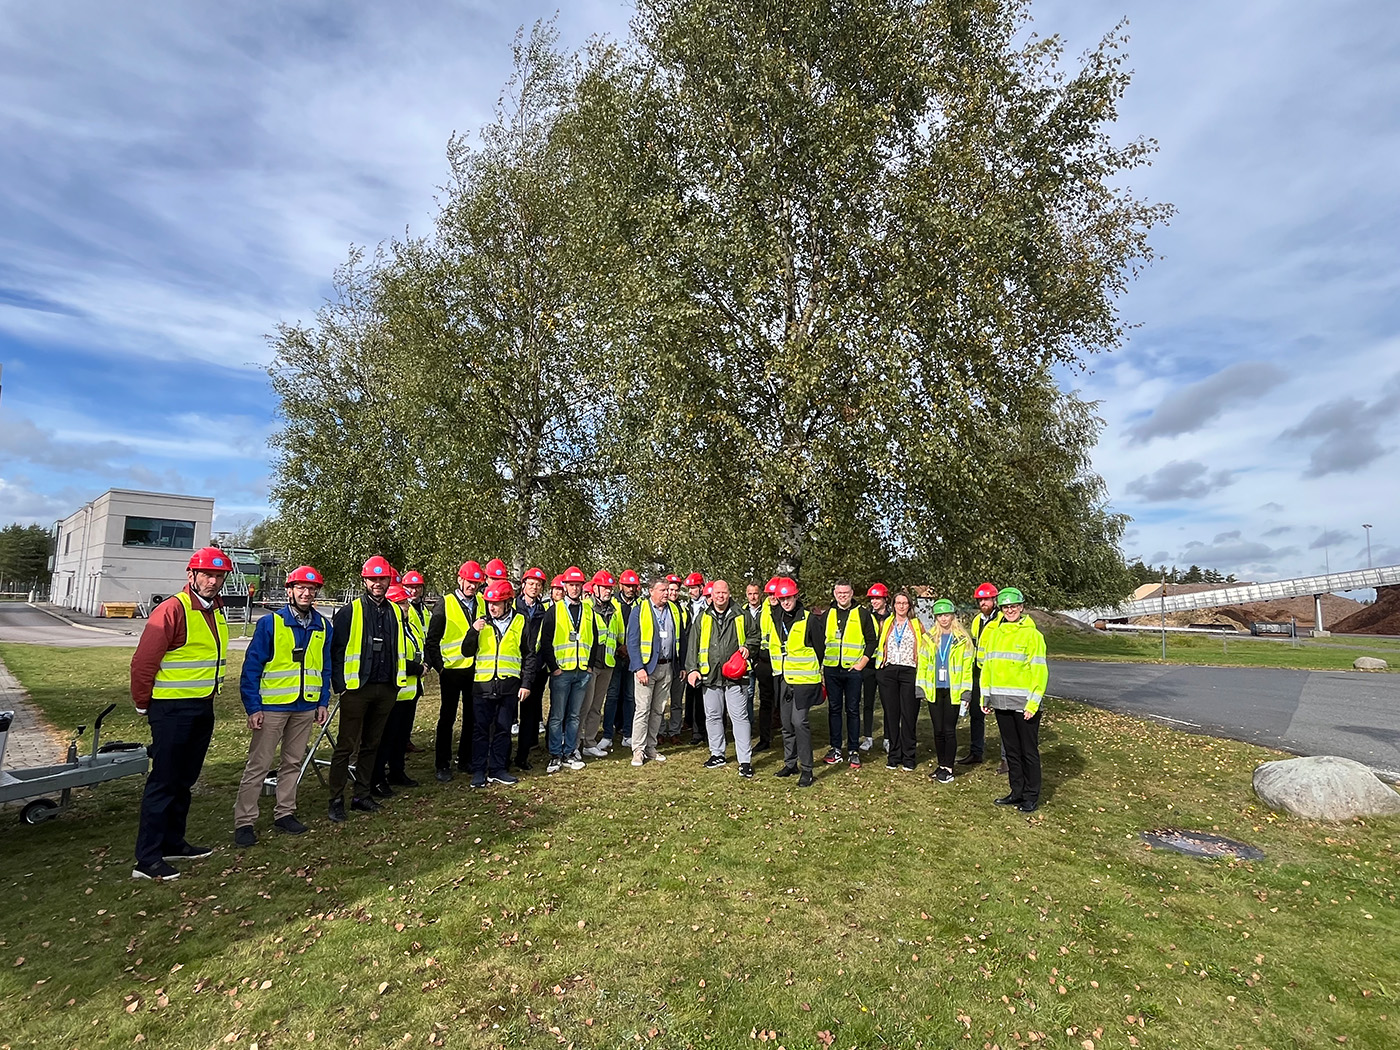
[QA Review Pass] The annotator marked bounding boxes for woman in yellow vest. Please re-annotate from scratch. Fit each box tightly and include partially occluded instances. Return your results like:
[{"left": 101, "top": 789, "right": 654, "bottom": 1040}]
[
  {"left": 463, "top": 580, "right": 537, "bottom": 787},
  {"left": 978, "top": 588, "right": 1048, "bottom": 812},
  {"left": 233, "top": 565, "right": 331, "bottom": 847},
  {"left": 919, "top": 599, "right": 974, "bottom": 784},
  {"left": 767, "top": 577, "right": 824, "bottom": 787},
  {"left": 875, "top": 591, "right": 925, "bottom": 772}
]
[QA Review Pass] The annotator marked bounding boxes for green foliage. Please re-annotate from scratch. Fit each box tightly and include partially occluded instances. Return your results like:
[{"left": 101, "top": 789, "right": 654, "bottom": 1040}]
[
  {"left": 266, "top": 1, "right": 1169, "bottom": 606},
  {"left": 0, "top": 522, "right": 51, "bottom": 589}
]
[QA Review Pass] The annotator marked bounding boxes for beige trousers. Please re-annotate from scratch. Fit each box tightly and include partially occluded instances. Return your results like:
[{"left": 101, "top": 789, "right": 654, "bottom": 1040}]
[
  {"left": 233, "top": 709, "right": 316, "bottom": 827},
  {"left": 631, "top": 661, "right": 674, "bottom": 759},
  {"left": 580, "top": 666, "right": 614, "bottom": 744}
]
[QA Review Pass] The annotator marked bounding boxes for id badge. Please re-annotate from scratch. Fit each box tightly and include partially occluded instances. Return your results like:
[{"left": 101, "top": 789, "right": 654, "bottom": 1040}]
[
  {"left": 569, "top": 630, "right": 579, "bottom": 642},
  {"left": 937, "top": 667, "right": 949, "bottom": 684}
]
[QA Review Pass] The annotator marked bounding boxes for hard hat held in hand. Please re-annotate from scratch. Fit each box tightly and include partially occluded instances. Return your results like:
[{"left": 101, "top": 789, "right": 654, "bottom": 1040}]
[{"left": 721, "top": 648, "right": 750, "bottom": 680}]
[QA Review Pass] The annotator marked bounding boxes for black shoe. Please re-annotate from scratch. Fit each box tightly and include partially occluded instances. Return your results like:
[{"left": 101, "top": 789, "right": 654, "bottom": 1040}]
[
  {"left": 886, "top": 760, "right": 898, "bottom": 770},
  {"left": 1018, "top": 800, "right": 1040, "bottom": 813},
  {"left": 774, "top": 765, "right": 799, "bottom": 778},
  {"left": 328, "top": 798, "right": 347, "bottom": 823},
  {"left": 371, "top": 782, "right": 395, "bottom": 798},
  {"left": 435, "top": 768, "right": 453, "bottom": 783},
  {"left": 471, "top": 771, "right": 487, "bottom": 789},
  {"left": 738, "top": 763, "right": 755, "bottom": 779},
  {"left": 703, "top": 755, "right": 727, "bottom": 768},
  {"left": 752, "top": 740, "right": 771, "bottom": 752},
  {"left": 797, "top": 771, "right": 815, "bottom": 787},
  {"left": 350, "top": 796, "right": 379, "bottom": 812},
  {"left": 274, "top": 815, "right": 309, "bottom": 835},
  {"left": 994, "top": 793, "right": 1024, "bottom": 806},
  {"left": 957, "top": 754, "right": 983, "bottom": 766},
  {"left": 132, "top": 859, "right": 180, "bottom": 880},
  {"left": 689, "top": 735, "right": 705, "bottom": 746},
  {"left": 823, "top": 748, "right": 842, "bottom": 765},
  {"left": 457, "top": 762, "right": 471, "bottom": 773},
  {"left": 388, "top": 775, "right": 419, "bottom": 787},
  {"left": 901, "top": 764, "right": 915, "bottom": 773},
  {"left": 233, "top": 826, "right": 257, "bottom": 847},
  {"left": 514, "top": 759, "right": 534, "bottom": 772},
  {"left": 162, "top": 843, "right": 213, "bottom": 861},
  {"left": 488, "top": 771, "right": 519, "bottom": 786}
]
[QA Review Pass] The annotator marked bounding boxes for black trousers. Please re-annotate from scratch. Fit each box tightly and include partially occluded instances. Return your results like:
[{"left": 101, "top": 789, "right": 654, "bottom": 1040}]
[
  {"left": 754, "top": 666, "right": 776, "bottom": 745},
  {"left": 862, "top": 667, "right": 878, "bottom": 739},
  {"left": 473, "top": 678, "right": 520, "bottom": 776},
  {"left": 966, "top": 663, "right": 987, "bottom": 758},
  {"left": 824, "top": 667, "right": 863, "bottom": 751},
  {"left": 995, "top": 707, "right": 1042, "bottom": 804},
  {"left": 684, "top": 680, "right": 702, "bottom": 735},
  {"left": 878, "top": 664, "right": 918, "bottom": 767},
  {"left": 515, "top": 668, "right": 547, "bottom": 764},
  {"left": 436, "top": 668, "right": 474, "bottom": 771},
  {"left": 329, "top": 683, "right": 396, "bottom": 800},
  {"left": 134, "top": 698, "right": 215, "bottom": 867},
  {"left": 926, "top": 687, "right": 958, "bottom": 769},
  {"left": 376, "top": 690, "right": 419, "bottom": 783}
]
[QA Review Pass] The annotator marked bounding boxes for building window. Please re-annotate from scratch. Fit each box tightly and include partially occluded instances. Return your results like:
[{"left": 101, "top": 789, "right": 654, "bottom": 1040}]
[
  {"left": 122, "top": 516, "right": 196, "bottom": 549},
  {"left": 64, "top": 532, "right": 71, "bottom": 554}
]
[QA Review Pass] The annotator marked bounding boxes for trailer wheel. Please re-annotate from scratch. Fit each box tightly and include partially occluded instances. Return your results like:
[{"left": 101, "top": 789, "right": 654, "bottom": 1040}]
[{"left": 19, "top": 798, "right": 59, "bottom": 825}]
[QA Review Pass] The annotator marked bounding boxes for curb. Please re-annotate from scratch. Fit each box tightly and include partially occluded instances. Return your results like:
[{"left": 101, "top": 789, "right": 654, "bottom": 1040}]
[{"left": 26, "top": 602, "right": 135, "bottom": 636}]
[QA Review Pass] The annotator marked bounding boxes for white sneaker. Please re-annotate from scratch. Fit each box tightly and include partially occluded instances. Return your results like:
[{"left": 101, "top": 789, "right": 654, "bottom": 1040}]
[
  {"left": 631, "top": 755, "right": 645, "bottom": 767},
  {"left": 511, "top": 723, "right": 520, "bottom": 736},
  {"left": 547, "top": 758, "right": 562, "bottom": 774},
  {"left": 571, "top": 749, "right": 583, "bottom": 761},
  {"left": 859, "top": 736, "right": 873, "bottom": 752},
  {"left": 650, "top": 752, "right": 667, "bottom": 763},
  {"left": 566, "top": 758, "right": 585, "bottom": 771},
  {"left": 583, "top": 745, "right": 609, "bottom": 758},
  {"left": 598, "top": 737, "right": 613, "bottom": 750},
  {"left": 621, "top": 736, "right": 633, "bottom": 747}
]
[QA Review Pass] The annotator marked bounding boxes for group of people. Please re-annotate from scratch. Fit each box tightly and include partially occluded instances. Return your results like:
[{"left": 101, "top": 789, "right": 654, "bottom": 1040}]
[{"left": 127, "top": 548, "right": 1048, "bottom": 881}]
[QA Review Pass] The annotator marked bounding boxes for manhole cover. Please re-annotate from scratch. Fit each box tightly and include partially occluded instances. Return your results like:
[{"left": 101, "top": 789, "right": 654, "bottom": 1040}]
[{"left": 1140, "top": 828, "right": 1263, "bottom": 860}]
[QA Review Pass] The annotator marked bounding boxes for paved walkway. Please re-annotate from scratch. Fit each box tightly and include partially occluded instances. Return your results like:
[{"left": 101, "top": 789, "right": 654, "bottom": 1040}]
[{"left": 0, "top": 653, "right": 67, "bottom": 793}]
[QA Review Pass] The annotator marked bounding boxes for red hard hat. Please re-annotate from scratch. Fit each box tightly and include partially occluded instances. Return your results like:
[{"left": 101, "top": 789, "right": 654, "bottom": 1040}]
[
  {"left": 485, "top": 558, "right": 508, "bottom": 580},
  {"left": 974, "top": 582, "right": 1000, "bottom": 600},
  {"left": 703, "top": 581, "right": 714, "bottom": 596},
  {"left": 619, "top": 569, "right": 641, "bottom": 586},
  {"left": 522, "top": 566, "right": 547, "bottom": 582},
  {"left": 459, "top": 560, "right": 485, "bottom": 581},
  {"left": 401, "top": 570, "right": 425, "bottom": 586},
  {"left": 721, "top": 648, "right": 749, "bottom": 680},
  {"left": 665, "top": 573, "right": 682, "bottom": 585},
  {"left": 484, "top": 581, "right": 516, "bottom": 603},
  {"left": 385, "top": 584, "right": 410, "bottom": 604},
  {"left": 551, "top": 574, "right": 566, "bottom": 588},
  {"left": 362, "top": 555, "right": 394, "bottom": 579},
  {"left": 866, "top": 582, "right": 889, "bottom": 598},
  {"left": 684, "top": 571, "right": 705, "bottom": 587},
  {"left": 285, "top": 565, "right": 324, "bottom": 586},
  {"left": 188, "top": 547, "right": 233, "bottom": 572},
  {"left": 592, "top": 570, "right": 616, "bottom": 588},
  {"left": 562, "top": 566, "right": 587, "bottom": 584},
  {"left": 776, "top": 577, "right": 799, "bottom": 597},
  {"left": 764, "top": 577, "right": 780, "bottom": 595}
]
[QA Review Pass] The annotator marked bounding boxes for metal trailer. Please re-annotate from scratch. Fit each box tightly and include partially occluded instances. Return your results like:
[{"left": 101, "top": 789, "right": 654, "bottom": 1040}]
[{"left": 0, "top": 704, "right": 149, "bottom": 824}]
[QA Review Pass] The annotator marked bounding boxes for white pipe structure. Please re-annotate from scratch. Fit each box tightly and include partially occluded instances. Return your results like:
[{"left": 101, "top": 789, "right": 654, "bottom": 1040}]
[{"left": 1063, "top": 563, "right": 1400, "bottom": 625}]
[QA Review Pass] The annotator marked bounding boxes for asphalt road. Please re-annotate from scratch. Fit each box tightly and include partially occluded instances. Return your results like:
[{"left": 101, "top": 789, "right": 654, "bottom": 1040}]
[
  {"left": 1049, "top": 659, "right": 1400, "bottom": 775},
  {"left": 0, "top": 602, "right": 141, "bottom": 646}
]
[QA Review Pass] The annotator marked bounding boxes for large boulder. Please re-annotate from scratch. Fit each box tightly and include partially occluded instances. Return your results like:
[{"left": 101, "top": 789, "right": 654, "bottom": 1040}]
[
  {"left": 1253, "top": 756, "right": 1400, "bottom": 821},
  {"left": 1353, "top": 656, "right": 1388, "bottom": 671}
]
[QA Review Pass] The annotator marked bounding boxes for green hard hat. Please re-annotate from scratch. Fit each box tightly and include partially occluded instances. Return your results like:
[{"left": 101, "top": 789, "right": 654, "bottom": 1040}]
[
  {"left": 931, "top": 599, "right": 956, "bottom": 615},
  {"left": 997, "top": 587, "right": 1025, "bottom": 606}
]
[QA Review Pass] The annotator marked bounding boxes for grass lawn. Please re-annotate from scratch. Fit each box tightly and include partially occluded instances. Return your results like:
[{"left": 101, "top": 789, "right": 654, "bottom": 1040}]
[
  {"left": 1045, "top": 627, "right": 1400, "bottom": 672},
  {"left": 0, "top": 641, "right": 1396, "bottom": 1050}
]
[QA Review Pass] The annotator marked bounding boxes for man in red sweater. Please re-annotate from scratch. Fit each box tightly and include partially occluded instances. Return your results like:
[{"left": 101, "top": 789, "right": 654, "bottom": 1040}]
[{"left": 129, "top": 546, "right": 231, "bottom": 880}]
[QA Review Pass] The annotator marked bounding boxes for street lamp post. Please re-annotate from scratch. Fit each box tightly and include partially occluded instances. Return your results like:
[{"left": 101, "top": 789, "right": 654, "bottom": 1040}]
[{"left": 1363, "top": 523, "right": 1372, "bottom": 569}]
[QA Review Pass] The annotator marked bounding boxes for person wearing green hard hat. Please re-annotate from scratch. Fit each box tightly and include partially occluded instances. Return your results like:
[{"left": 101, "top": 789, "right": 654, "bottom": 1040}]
[
  {"left": 976, "top": 587, "right": 1047, "bottom": 813},
  {"left": 918, "top": 598, "right": 975, "bottom": 784}
]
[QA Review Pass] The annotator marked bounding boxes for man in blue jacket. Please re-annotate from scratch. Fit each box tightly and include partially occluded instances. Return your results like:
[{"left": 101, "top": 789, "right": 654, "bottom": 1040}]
[{"left": 233, "top": 565, "right": 332, "bottom": 845}]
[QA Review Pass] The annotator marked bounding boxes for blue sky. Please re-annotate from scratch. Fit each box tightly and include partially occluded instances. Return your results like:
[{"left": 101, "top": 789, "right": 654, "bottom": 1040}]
[{"left": 2, "top": 0, "right": 1398, "bottom": 580}]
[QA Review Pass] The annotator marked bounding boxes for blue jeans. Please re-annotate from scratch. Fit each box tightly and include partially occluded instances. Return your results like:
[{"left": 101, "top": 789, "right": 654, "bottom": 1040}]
[
  {"left": 546, "top": 669, "right": 590, "bottom": 757},
  {"left": 601, "top": 663, "right": 635, "bottom": 741},
  {"left": 824, "top": 667, "right": 863, "bottom": 751}
]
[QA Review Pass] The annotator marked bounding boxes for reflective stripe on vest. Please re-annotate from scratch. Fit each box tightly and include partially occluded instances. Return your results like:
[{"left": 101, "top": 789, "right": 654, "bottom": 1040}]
[
  {"left": 552, "top": 599, "right": 595, "bottom": 671},
  {"left": 822, "top": 607, "right": 865, "bottom": 668},
  {"left": 258, "top": 612, "right": 324, "bottom": 705},
  {"left": 152, "top": 591, "right": 228, "bottom": 700},
  {"left": 698, "top": 609, "right": 747, "bottom": 676},
  {"left": 475, "top": 614, "right": 526, "bottom": 681},
  {"left": 769, "top": 613, "right": 820, "bottom": 684},
  {"left": 440, "top": 594, "right": 477, "bottom": 670},
  {"left": 593, "top": 601, "right": 624, "bottom": 668},
  {"left": 343, "top": 597, "right": 409, "bottom": 691},
  {"left": 637, "top": 599, "right": 681, "bottom": 664},
  {"left": 398, "top": 607, "right": 423, "bottom": 700}
]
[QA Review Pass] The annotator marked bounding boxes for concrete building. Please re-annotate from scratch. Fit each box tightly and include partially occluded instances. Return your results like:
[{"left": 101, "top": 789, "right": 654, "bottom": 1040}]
[{"left": 51, "top": 489, "right": 215, "bottom": 616}]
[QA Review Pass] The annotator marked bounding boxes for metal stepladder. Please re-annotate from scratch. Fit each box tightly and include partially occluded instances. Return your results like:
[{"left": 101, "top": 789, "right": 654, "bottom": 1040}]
[{"left": 257, "top": 699, "right": 351, "bottom": 795}]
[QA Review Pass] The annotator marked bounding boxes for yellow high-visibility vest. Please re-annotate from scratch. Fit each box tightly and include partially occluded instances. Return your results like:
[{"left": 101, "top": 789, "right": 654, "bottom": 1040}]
[
  {"left": 258, "top": 612, "right": 324, "bottom": 705},
  {"left": 152, "top": 592, "right": 228, "bottom": 700},
  {"left": 475, "top": 614, "right": 526, "bottom": 682}
]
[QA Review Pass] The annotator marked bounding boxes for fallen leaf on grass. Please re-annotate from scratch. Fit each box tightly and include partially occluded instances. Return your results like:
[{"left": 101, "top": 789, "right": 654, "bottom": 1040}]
[
  {"left": 378, "top": 982, "right": 390, "bottom": 995},
  {"left": 817, "top": 1032, "right": 835, "bottom": 1048}
]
